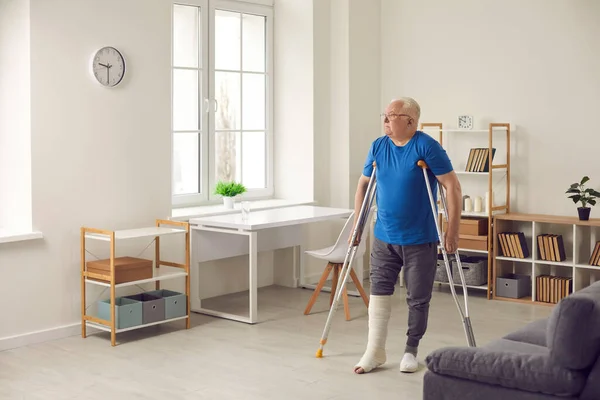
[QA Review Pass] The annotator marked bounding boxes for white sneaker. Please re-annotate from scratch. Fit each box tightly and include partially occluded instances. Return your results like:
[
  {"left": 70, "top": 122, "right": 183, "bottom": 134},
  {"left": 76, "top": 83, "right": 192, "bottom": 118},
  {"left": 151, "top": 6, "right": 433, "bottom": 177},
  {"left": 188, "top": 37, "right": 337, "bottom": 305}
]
[{"left": 399, "top": 352, "right": 418, "bottom": 373}]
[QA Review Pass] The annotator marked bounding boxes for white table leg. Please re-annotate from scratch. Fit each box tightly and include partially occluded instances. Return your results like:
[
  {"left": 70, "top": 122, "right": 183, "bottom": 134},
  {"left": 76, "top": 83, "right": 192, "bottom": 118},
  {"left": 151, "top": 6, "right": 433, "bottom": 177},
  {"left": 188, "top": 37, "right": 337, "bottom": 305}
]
[
  {"left": 249, "top": 231, "right": 258, "bottom": 323},
  {"left": 293, "top": 244, "right": 304, "bottom": 288}
]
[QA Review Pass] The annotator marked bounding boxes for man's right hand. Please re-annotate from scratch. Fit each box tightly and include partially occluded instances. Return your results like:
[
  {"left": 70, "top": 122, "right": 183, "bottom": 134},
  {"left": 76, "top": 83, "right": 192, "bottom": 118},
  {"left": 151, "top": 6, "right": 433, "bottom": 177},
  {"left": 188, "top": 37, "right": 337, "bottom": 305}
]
[{"left": 348, "top": 229, "right": 361, "bottom": 246}]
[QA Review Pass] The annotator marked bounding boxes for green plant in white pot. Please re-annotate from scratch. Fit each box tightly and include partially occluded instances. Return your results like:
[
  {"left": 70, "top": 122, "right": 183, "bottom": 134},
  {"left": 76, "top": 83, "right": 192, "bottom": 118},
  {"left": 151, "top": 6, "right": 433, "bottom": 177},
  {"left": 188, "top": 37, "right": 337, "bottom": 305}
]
[
  {"left": 214, "top": 181, "right": 246, "bottom": 209},
  {"left": 565, "top": 176, "right": 600, "bottom": 220}
]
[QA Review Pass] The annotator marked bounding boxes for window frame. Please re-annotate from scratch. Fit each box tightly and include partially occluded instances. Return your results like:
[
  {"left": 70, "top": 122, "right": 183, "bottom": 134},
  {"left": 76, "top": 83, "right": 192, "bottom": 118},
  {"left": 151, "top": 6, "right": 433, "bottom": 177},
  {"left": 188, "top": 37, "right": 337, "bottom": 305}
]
[{"left": 171, "top": 0, "right": 274, "bottom": 208}]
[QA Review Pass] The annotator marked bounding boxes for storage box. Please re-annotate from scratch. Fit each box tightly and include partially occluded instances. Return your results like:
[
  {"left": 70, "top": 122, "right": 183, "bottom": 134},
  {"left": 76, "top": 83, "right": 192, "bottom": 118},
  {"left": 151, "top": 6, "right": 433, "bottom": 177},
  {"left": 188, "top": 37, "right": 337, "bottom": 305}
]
[
  {"left": 87, "top": 256, "right": 153, "bottom": 284},
  {"left": 97, "top": 297, "right": 142, "bottom": 329},
  {"left": 124, "top": 293, "right": 165, "bottom": 324},
  {"left": 435, "top": 254, "right": 451, "bottom": 283},
  {"left": 452, "top": 256, "right": 488, "bottom": 286},
  {"left": 458, "top": 234, "right": 488, "bottom": 251},
  {"left": 444, "top": 217, "right": 488, "bottom": 236},
  {"left": 147, "top": 289, "right": 187, "bottom": 320},
  {"left": 496, "top": 274, "right": 531, "bottom": 299}
]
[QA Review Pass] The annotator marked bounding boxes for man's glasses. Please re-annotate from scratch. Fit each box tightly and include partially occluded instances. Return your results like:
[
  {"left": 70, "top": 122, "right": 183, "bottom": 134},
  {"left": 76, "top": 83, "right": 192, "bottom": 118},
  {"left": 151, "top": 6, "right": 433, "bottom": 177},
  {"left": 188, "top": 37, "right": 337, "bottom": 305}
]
[{"left": 380, "top": 113, "right": 412, "bottom": 122}]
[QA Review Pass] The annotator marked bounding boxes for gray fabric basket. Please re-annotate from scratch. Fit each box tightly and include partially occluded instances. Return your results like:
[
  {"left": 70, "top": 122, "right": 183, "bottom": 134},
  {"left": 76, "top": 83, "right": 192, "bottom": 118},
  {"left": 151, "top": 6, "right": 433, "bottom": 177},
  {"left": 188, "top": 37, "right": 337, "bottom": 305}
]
[
  {"left": 435, "top": 254, "right": 452, "bottom": 283},
  {"left": 452, "top": 256, "right": 488, "bottom": 286}
]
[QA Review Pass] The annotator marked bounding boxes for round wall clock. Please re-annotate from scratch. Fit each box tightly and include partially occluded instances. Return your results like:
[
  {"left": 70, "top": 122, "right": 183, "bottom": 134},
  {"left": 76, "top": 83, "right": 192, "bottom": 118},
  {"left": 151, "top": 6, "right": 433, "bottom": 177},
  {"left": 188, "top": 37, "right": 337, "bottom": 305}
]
[{"left": 91, "top": 46, "right": 126, "bottom": 87}]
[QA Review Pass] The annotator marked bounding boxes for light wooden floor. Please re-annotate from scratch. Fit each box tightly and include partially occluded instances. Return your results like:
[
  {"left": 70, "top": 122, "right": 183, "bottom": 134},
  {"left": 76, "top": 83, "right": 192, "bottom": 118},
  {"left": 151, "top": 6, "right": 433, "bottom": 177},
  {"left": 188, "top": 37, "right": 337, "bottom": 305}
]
[{"left": 0, "top": 283, "right": 552, "bottom": 400}]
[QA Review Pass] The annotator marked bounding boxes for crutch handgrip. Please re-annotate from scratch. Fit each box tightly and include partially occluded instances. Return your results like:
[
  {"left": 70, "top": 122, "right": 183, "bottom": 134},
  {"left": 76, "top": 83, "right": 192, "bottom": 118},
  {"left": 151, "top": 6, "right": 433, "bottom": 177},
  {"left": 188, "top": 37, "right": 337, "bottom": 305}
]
[{"left": 417, "top": 160, "right": 429, "bottom": 169}]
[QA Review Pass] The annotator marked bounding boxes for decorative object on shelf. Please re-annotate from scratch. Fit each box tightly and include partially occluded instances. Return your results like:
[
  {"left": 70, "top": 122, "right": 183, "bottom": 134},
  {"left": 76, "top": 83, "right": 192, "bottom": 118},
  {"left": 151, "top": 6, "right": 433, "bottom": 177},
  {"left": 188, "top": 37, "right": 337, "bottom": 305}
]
[
  {"left": 565, "top": 176, "right": 600, "bottom": 221},
  {"left": 90, "top": 46, "right": 126, "bottom": 87},
  {"left": 497, "top": 231, "right": 529, "bottom": 258},
  {"left": 464, "top": 197, "right": 473, "bottom": 212},
  {"left": 473, "top": 196, "right": 483, "bottom": 212},
  {"left": 214, "top": 181, "right": 247, "bottom": 209},
  {"left": 458, "top": 115, "right": 473, "bottom": 130},
  {"left": 462, "top": 195, "right": 471, "bottom": 211},
  {"left": 535, "top": 275, "right": 571, "bottom": 304},
  {"left": 465, "top": 147, "right": 496, "bottom": 172},
  {"left": 589, "top": 241, "right": 600, "bottom": 266},
  {"left": 537, "top": 234, "right": 566, "bottom": 262}
]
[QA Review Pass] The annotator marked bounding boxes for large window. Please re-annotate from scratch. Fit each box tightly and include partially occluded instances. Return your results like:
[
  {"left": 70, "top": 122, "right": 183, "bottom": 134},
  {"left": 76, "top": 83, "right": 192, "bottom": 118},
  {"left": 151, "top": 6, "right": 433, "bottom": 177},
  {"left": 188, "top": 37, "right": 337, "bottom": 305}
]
[{"left": 172, "top": 0, "right": 273, "bottom": 206}]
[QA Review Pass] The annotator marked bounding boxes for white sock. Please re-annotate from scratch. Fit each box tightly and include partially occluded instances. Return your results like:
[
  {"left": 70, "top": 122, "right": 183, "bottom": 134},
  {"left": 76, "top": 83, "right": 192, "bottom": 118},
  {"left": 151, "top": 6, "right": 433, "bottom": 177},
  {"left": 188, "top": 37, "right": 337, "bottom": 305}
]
[
  {"left": 354, "top": 295, "right": 392, "bottom": 373},
  {"left": 400, "top": 352, "right": 418, "bottom": 373}
]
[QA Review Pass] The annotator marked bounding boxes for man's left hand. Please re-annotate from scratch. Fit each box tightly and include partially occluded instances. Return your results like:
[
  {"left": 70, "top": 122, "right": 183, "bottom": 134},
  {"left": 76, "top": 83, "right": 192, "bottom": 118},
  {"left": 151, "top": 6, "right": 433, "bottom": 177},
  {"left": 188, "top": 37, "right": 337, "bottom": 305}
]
[{"left": 444, "top": 231, "right": 459, "bottom": 254}]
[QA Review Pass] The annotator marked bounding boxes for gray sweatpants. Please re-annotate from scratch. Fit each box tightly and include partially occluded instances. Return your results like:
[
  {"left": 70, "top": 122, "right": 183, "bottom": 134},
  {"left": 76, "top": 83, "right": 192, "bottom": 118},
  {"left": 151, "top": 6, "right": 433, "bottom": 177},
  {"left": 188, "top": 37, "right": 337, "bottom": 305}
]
[{"left": 370, "top": 237, "right": 438, "bottom": 350}]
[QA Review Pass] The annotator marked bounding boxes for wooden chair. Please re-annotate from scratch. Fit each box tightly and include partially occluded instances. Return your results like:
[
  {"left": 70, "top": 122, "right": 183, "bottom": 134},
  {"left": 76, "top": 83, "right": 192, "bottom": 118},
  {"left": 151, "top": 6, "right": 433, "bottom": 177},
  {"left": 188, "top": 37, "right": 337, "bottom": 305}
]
[{"left": 303, "top": 210, "right": 373, "bottom": 320}]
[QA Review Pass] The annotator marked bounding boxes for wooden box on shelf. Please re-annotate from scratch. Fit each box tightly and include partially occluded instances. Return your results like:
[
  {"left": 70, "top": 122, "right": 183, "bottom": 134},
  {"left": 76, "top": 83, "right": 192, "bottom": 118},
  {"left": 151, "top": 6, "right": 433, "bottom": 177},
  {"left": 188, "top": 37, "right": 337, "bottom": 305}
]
[
  {"left": 443, "top": 217, "right": 488, "bottom": 236},
  {"left": 86, "top": 256, "right": 153, "bottom": 284},
  {"left": 458, "top": 234, "right": 488, "bottom": 251}
]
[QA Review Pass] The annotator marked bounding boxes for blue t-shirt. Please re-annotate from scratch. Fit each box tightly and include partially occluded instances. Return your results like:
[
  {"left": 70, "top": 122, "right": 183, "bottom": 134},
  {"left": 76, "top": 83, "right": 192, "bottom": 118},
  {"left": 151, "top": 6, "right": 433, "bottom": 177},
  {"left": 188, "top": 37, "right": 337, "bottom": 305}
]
[{"left": 363, "top": 131, "right": 454, "bottom": 246}]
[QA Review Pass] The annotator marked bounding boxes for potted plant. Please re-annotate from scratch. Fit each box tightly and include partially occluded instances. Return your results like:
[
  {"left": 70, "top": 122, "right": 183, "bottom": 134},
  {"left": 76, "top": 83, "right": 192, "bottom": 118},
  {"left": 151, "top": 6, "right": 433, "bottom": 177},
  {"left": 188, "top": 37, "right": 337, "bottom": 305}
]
[
  {"left": 565, "top": 176, "right": 600, "bottom": 220},
  {"left": 214, "top": 181, "right": 246, "bottom": 209}
]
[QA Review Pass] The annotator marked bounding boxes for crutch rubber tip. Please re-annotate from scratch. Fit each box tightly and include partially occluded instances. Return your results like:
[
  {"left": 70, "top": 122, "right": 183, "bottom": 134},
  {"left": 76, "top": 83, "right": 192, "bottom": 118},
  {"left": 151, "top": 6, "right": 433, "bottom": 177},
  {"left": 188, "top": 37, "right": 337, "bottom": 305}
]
[{"left": 316, "top": 349, "right": 323, "bottom": 358}]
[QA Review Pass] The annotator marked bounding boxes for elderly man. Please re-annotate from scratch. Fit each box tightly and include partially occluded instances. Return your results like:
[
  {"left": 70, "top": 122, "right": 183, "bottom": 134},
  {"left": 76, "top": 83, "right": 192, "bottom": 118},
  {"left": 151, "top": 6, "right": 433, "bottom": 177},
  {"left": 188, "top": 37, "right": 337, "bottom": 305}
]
[{"left": 352, "top": 98, "right": 462, "bottom": 374}]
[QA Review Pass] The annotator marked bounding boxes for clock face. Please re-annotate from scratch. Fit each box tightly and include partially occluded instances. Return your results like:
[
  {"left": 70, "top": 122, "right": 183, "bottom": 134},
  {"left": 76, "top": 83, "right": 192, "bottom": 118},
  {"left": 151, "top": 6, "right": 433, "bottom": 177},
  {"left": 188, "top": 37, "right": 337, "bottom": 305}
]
[
  {"left": 458, "top": 115, "right": 473, "bottom": 129},
  {"left": 91, "top": 46, "right": 126, "bottom": 87}
]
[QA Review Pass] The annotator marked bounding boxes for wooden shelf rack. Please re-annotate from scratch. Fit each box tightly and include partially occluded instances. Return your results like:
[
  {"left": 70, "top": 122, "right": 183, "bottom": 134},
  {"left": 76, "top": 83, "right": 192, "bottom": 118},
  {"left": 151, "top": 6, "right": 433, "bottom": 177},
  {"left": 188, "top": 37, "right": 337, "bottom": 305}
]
[
  {"left": 420, "top": 122, "right": 512, "bottom": 299},
  {"left": 80, "top": 219, "right": 190, "bottom": 346},
  {"left": 493, "top": 213, "right": 600, "bottom": 306}
]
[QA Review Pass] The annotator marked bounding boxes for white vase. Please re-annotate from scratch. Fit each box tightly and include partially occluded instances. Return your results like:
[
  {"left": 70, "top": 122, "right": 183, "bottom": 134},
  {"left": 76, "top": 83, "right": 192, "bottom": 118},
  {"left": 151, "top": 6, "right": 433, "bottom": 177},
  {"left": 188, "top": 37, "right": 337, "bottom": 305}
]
[
  {"left": 473, "top": 196, "right": 483, "bottom": 213},
  {"left": 223, "top": 196, "right": 234, "bottom": 209}
]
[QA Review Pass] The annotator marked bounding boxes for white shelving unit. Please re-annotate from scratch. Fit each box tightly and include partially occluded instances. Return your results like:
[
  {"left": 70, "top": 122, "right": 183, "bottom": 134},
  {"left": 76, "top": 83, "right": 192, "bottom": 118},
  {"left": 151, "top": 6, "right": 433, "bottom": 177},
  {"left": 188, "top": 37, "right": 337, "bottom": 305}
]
[
  {"left": 421, "top": 122, "right": 512, "bottom": 298},
  {"left": 493, "top": 213, "right": 600, "bottom": 305},
  {"left": 81, "top": 219, "right": 190, "bottom": 346}
]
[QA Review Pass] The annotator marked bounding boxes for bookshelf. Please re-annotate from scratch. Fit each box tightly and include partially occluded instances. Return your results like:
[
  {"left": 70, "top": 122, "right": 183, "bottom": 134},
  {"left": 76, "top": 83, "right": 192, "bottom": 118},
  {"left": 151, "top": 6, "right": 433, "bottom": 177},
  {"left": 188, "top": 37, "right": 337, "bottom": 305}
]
[
  {"left": 493, "top": 213, "right": 600, "bottom": 306},
  {"left": 420, "top": 122, "right": 511, "bottom": 299}
]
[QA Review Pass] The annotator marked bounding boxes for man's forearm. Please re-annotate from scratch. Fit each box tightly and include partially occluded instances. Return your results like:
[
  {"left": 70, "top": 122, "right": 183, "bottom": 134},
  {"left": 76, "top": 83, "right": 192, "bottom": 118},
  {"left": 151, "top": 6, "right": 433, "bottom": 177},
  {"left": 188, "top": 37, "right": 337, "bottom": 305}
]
[
  {"left": 354, "top": 183, "right": 368, "bottom": 227},
  {"left": 445, "top": 183, "right": 462, "bottom": 236}
]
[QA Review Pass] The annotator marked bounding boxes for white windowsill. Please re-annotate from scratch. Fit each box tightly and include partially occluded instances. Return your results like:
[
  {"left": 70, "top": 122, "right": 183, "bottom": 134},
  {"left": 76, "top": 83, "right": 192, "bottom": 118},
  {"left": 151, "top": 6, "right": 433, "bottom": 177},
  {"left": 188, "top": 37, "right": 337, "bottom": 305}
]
[
  {"left": 0, "top": 229, "right": 43, "bottom": 244},
  {"left": 171, "top": 198, "right": 317, "bottom": 221}
]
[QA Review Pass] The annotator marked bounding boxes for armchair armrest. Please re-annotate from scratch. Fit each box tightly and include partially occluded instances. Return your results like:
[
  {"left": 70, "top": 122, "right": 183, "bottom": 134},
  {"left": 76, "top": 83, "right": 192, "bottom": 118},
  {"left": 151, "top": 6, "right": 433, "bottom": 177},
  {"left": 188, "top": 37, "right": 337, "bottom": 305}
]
[{"left": 425, "top": 343, "right": 586, "bottom": 397}]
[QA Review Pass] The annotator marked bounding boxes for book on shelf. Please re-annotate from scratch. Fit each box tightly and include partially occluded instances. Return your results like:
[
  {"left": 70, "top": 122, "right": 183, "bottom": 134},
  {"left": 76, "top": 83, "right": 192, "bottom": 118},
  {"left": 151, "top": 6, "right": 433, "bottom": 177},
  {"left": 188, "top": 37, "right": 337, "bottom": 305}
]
[
  {"left": 497, "top": 232, "right": 529, "bottom": 258},
  {"left": 536, "top": 234, "right": 567, "bottom": 262},
  {"left": 589, "top": 241, "right": 600, "bottom": 266},
  {"left": 465, "top": 147, "right": 496, "bottom": 172},
  {"left": 535, "top": 275, "right": 572, "bottom": 304}
]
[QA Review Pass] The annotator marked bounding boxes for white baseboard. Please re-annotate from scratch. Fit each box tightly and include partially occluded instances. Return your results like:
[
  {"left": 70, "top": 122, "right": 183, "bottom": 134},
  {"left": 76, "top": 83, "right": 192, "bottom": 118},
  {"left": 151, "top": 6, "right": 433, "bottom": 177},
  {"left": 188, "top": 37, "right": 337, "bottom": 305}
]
[{"left": 0, "top": 323, "right": 100, "bottom": 352}]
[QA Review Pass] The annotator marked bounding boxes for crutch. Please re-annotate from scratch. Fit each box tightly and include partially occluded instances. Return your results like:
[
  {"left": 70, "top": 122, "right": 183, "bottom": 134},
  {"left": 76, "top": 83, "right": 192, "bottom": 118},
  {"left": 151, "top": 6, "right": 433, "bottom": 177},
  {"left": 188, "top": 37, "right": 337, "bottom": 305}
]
[
  {"left": 315, "top": 162, "right": 378, "bottom": 358},
  {"left": 417, "top": 160, "right": 476, "bottom": 347}
]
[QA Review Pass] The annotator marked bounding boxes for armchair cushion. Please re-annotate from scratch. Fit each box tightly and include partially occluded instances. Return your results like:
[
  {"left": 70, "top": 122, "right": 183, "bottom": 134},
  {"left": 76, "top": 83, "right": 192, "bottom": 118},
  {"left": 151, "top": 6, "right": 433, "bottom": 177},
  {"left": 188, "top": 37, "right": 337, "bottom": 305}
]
[
  {"left": 425, "top": 339, "right": 587, "bottom": 397},
  {"left": 503, "top": 318, "right": 547, "bottom": 347}
]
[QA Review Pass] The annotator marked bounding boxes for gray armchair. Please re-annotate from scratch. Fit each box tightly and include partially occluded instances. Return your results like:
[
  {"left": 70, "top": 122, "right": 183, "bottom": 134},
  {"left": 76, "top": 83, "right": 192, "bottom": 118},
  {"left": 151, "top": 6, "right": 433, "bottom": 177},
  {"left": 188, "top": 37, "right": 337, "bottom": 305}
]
[{"left": 423, "top": 280, "right": 600, "bottom": 400}]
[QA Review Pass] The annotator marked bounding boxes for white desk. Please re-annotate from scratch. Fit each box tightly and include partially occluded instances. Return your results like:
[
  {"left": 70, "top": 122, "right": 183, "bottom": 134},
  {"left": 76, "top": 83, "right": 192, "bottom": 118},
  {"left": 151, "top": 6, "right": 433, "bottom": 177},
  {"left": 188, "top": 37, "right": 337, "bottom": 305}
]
[{"left": 189, "top": 205, "right": 353, "bottom": 324}]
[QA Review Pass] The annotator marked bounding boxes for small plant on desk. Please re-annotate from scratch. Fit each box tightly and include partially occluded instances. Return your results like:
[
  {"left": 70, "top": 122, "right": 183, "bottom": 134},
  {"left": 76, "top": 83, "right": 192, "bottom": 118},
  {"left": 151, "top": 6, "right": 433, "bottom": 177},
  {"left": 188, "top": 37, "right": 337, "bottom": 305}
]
[
  {"left": 566, "top": 176, "right": 600, "bottom": 220},
  {"left": 214, "top": 181, "right": 247, "bottom": 209}
]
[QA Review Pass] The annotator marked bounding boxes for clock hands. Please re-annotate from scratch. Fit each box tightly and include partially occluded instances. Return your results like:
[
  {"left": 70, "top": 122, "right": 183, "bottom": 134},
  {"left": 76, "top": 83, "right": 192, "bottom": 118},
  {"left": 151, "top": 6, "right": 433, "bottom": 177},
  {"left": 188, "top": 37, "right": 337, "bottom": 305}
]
[{"left": 98, "top": 62, "right": 113, "bottom": 83}]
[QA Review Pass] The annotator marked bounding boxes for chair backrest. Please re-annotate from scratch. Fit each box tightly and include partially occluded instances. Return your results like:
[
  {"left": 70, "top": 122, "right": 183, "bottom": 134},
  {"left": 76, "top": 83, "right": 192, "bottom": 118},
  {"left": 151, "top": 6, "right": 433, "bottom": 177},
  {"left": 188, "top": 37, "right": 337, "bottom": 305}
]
[
  {"left": 546, "top": 280, "right": 600, "bottom": 371},
  {"left": 326, "top": 206, "right": 376, "bottom": 260}
]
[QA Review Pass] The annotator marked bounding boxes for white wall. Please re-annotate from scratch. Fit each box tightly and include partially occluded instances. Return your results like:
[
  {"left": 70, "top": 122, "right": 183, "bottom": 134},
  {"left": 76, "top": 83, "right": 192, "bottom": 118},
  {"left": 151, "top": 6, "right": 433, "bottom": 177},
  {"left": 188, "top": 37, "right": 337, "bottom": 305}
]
[
  {"left": 273, "top": 0, "right": 314, "bottom": 202},
  {"left": 0, "top": 0, "right": 32, "bottom": 233},
  {"left": 381, "top": 0, "right": 600, "bottom": 217},
  {"left": 0, "top": 0, "right": 173, "bottom": 341}
]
